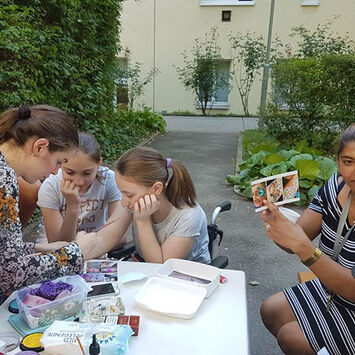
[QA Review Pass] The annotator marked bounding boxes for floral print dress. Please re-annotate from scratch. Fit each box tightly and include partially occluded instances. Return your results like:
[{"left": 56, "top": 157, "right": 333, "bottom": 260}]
[{"left": 0, "top": 152, "right": 84, "bottom": 305}]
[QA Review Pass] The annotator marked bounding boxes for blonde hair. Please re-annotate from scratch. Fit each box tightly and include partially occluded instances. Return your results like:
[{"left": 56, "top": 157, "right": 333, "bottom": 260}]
[{"left": 115, "top": 146, "right": 197, "bottom": 208}]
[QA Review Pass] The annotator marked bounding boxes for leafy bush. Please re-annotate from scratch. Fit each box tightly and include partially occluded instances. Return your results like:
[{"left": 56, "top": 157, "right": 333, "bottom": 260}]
[
  {"left": 227, "top": 141, "right": 337, "bottom": 205},
  {"left": 0, "top": 0, "right": 122, "bottom": 125},
  {"left": 265, "top": 54, "right": 355, "bottom": 153},
  {"left": 81, "top": 108, "right": 166, "bottom": 163}
]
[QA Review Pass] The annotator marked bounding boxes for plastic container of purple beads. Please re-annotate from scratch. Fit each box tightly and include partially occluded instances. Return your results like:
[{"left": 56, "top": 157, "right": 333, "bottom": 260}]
[{"left": 15, "top": 275, "right": 92, "bottom": 329}]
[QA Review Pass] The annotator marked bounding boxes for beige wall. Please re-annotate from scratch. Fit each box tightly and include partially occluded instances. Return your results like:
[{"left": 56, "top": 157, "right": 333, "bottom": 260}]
[{"left": 119, "top": 0, "right": 355, "bottom": 115}]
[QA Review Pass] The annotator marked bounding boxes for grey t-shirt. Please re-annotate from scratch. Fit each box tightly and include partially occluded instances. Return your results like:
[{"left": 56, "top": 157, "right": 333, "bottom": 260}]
[
  {"left": 132, "top": 203, "right": 211, "bottom": 263},
  {"left": 36, "top": 167, "right": 121, "bottom": 243}
]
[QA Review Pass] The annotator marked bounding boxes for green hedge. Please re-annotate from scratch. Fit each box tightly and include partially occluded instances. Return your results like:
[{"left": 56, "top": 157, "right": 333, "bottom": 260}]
[
  {"left": 81, "top": 109, "right": 167, "bottom": 163},
  {"left": 0, "top": 0, "right": 122, "bottom": 125},
  {"left": 265, "top": 54, "right": 355, "bottom": 153}
]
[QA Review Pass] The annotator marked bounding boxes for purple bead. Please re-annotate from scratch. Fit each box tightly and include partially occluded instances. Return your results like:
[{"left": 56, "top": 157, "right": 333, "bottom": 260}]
[{"left": 29, "top": 280, "right": 73, "bottom": 301}]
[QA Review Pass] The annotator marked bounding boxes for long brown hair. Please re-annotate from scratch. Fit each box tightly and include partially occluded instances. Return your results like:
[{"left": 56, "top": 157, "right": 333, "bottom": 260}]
[
  {"left": 0, "top": 105, "right": 78, "bottom": 151},
  {"left": 115, "top": 146, "right": 197, "bottom": 208}
]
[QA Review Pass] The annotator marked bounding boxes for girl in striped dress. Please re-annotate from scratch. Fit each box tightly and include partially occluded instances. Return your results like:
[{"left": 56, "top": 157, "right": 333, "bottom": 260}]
[{"left": 259, "top": 125, "right": 355, "bottom": 355}]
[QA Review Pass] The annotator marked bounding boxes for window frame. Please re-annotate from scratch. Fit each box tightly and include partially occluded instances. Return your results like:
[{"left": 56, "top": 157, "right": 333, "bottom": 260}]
[
  {"left": 301, "top": 0, "right": 319, "bottom": 6},
  {"left": 200, "top": 0, "right": 254, "bottom": 6}
]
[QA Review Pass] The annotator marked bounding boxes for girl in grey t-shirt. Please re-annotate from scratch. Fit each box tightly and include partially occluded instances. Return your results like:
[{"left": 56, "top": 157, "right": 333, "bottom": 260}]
[
  {"left": 115, "top": 146, "right": 211, "bottom": 264},
  {"left": 37, "top": 133, "right": 128, "bottom": 246}
]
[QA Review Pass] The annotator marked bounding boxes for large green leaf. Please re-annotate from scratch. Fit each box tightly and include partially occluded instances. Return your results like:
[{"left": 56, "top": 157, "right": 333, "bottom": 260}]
[
  {"left": 302, "top": 146, "right": 322, "bottom": 157},
  {"left": 247, "top": 151, "right": 270, "bottom": 166},
  {"left": 260, "top": 162, "right": 281, "bottom": 176},
  {"left": 308, "top": 186, "right": 320, "bottom": 200},
  {"left": 289, "top": 154, "right": 313, "bottom": 168},
  {"left": 318, "top": 157, "right": 337, "bottom": 181},
  {"left": 278, "top": 149, "right": 299, "bottom": 160},
  {"left": 299, "top": 179, "right": 312, "bottom": 188},
  {"left": 271, "top": 162, "right": 288, "bottom": 175},
  {"left": 226, "top": 175, "right": 242, "bottom": 185},
  {"left": 263, "top": 153, "right": 284, "bottom": 165},
  {"left": 296, "top": 159, "right": 320, "bottom": 180}
]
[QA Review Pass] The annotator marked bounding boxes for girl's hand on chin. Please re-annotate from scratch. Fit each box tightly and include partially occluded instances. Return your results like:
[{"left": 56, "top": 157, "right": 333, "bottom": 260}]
[
  {"left": 133, "top": 194, "right": 160, "bottom": 221},
  {"left": 61, "top": 179, "right": 80, "bottom": 208}
]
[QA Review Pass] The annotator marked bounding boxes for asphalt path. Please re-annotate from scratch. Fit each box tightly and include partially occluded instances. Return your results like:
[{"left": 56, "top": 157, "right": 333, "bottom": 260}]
[{"left": 146, "top": 115, "right": 308, "bottom": 355}]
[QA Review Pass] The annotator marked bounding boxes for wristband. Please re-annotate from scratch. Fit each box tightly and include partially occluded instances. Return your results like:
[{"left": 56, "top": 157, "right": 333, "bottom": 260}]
[{"left": 301, "top": 248, "right": 322, "bottom": 267}]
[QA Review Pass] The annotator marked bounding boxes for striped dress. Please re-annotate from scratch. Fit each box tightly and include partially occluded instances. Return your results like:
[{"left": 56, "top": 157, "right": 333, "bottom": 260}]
[{"left": 284, "top": 174, "right": 355, "bottom": 355}]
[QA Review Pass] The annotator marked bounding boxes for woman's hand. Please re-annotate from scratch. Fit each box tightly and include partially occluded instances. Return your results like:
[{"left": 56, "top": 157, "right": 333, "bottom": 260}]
[
  {"left": 133, "top": 194, "right": 160, "bottom": 222},
  {"left": 61, "top": 179, "right": 80, "bottom": 208},
  {"left": 260, "top": 200, "right": 311, "bottom": 254},
  {"left": 75, "top": 231, "right": 99, "bottom": 260}
]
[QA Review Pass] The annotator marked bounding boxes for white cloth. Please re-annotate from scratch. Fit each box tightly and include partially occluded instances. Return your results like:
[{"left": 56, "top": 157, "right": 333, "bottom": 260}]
[
  {"left": 36, "top": 167, "right": 121, "bottom": 243},
  {"left": 132, "top": 203, "right": 211, "bottom": 263}
]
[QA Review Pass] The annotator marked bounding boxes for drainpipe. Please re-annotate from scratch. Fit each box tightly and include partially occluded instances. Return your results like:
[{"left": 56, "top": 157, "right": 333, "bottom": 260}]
[
  {"left": 259, "top": 0, "right": 275, "bottom": 127},
  {"left": 153, "top": 0, "right": 157, "bottom": 112}
]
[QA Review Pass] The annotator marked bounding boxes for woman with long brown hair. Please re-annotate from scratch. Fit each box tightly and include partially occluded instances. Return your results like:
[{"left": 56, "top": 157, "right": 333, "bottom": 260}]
[{"left": 0, "top": 105, "right": 100, "bottom": 304}]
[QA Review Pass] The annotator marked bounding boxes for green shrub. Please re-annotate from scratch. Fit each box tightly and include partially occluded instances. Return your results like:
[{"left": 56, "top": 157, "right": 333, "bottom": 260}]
[
  {"left": 265, "top": 54, "right": 355, "bottom": 153},
  {"left": 0, "top": 0, "right": 122, "bottom": 125},
  {"left": 81, "top": 109, "right": 166, "bottom": 163}
]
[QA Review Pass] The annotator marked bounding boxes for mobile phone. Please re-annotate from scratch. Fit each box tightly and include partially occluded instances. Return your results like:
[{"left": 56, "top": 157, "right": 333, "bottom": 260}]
[{"left": 87, "top": 282, "right": 120, "bottom": 299}]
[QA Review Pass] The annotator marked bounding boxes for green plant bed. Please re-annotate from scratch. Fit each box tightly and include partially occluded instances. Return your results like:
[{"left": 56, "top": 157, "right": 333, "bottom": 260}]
[
  {"left": 80, "top": 108, "right": 166, "bottom": 164},
  {"left": 241, "top": 129, "right": 279, "bottom": 159},
  {"left": 227, "top": 138, "right": 337, "bottom": 205}
]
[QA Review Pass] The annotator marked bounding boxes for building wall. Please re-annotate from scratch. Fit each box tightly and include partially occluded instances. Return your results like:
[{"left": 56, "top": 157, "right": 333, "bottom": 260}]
[{"left": 119, "top": 0, "right": 355, "bottom": 115}]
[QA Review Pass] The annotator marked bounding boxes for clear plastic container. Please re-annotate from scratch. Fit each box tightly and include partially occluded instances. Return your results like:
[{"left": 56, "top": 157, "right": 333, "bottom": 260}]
[{"left": 15, "top": 275, "right": 92, "bottom": 329}]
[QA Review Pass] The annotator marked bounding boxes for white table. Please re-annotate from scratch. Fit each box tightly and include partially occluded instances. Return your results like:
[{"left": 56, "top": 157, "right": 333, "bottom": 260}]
[{"left": 0, "top": 262, "right": 249, "bottom": 355}]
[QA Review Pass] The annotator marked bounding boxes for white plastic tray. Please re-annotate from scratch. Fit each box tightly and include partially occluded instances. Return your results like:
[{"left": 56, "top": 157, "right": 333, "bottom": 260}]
[
  {"left": 135, "top": 276, "right": 207, "bottom": 319},
  {"left": 155, "top": 258, "right": 220, "bottom": 298}
]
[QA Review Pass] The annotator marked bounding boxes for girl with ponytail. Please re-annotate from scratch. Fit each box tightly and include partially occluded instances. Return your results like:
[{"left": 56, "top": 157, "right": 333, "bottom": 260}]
[{"left": 115, "top": 146, "right": 210, "bottom": 264}]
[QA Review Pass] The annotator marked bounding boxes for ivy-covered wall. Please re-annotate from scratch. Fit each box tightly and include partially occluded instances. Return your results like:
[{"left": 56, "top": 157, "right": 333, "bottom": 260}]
[{"left": 0, "top": 0, "right": 122, "bottom": 125}]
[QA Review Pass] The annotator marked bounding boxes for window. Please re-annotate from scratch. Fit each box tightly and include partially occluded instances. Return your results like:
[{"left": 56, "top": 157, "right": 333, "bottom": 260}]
[
  {"left": 115, "top": 57, "right": 129, "bottom": 109},
  {"left": 301, "top": 0, "right": 319, "bottom": 5},
  {"left": 200, "top": 0, "right": 254, "bottom": 6},
  {"left": 222, "top": 10, "right": 232, "bottom": 22},
  {"left": 196, "top": 60, "right": 231, "bottom": 110}
]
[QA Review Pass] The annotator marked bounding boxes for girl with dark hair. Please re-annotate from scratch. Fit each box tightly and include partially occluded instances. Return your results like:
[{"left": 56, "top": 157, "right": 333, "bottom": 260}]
[
  {"left": 258, "top": 124, "right": 355, "bottom": 355},
  {"left": 37, "top": 132, "right": 129, "bottom": 246},
  {"left": 0, "top": 105, "right": 101, "bottom": 304},
  {"left": 114, "top": 146, "right": 210, "bottom": 264}
]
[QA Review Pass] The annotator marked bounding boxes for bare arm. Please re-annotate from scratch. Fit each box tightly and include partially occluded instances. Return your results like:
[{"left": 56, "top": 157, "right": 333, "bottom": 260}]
[
  {"left": 41, "top": 207, "right": 79, "bottom": 242},
  {"left": 134, "top": 195, "right": 194, "bottom": 263},
  {"left": 107, "top": 201, "right": 127, "bottom": 249},
  {"left": 136, "top": 218, "right": 194, "bottom": 263},
  {"left": 262, "top": 200, "right": 355, "bottom": 301},
  {"left": 40, "top": 179, "right": 81, "bottom": 242},
  {"left": 75, "top": 202, "right": 132, "bottom": 258}
]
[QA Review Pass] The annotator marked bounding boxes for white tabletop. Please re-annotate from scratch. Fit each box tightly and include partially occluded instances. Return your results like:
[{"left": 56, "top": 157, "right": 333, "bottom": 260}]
[{"left": 0, "top": 262, "right": 249, "bottom": 355}]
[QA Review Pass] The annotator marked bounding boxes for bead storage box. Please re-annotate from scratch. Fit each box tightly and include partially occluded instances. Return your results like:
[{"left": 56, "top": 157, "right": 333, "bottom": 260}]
[{"left": 15, "top": 275, "right": 92, "bottom": 329}]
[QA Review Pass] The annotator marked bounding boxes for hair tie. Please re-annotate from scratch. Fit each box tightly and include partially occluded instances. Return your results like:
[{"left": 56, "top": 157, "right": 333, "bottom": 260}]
[
  {"left": 18, "top": 105, "right": 31, "bottom": 121},
  {"left": 166, "top": 158, "right": 172, "bottom": 168}
]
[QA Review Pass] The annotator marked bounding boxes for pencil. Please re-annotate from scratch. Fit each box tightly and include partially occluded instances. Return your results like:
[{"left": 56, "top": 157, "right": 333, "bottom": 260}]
[
  {"left": 95, "top": 217, "right": 120, "bottom": 232},
  {"left": 76, "top": 335, "right": 86, "bottom": 355}
]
